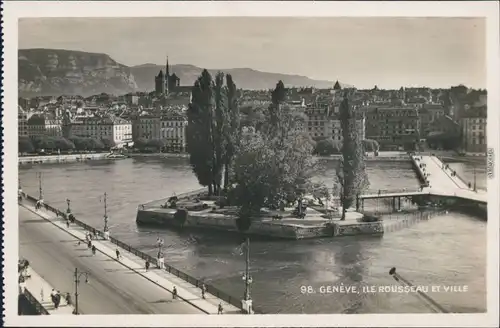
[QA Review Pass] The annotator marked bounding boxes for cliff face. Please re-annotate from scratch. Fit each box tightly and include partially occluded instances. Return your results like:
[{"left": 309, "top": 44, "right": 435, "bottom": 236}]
[{"left": 19, "top": 49, "right": 138, "bottom": 97}]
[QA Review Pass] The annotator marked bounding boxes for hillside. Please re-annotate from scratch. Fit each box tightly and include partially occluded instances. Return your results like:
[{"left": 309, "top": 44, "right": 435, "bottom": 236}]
[{"left": 19, "top": 48, "right": 338, "bottom": 97}]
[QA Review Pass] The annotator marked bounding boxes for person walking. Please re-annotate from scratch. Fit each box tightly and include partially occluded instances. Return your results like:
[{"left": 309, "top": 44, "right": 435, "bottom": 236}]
[
  {"left": 116, "top": 249, "right": 121, "bottom": 260},
  {"left": 145, "top": 260, "right": 150, "bottom": 272},
  {"left": 87, "top": 240, "right": 92, "bottom": 249},
  {"left": 218, "top": 302, "right": 223, "bottom": 314},
  {"left": 54, "top": 291, "right": 61, "bottom": 309},
  {"left": 65, "top": 292, "right": 72, "bottom": 306},
  {"left": 91, "top": 245, "right": 96, "bottom": 256},
  {"left": 50, "top": 289, "right": 57, "bottom": 308},
  {"left": 66, "top": 220, "right": 70, "bottom": 229},
  {"left": 201, "top": 283, "right": 206, "bottom": 299},
  {"left": 172, "top": 286, "right": 178, "bottom": 300}
]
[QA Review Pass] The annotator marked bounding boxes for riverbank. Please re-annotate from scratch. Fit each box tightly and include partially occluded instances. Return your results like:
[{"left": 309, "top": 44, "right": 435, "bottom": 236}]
[
  {"left": 136, "top": 189, "right": 384, "bottom": 240},
  {"left": 18, "top": 153, "right": 120, "bottom": 165}
]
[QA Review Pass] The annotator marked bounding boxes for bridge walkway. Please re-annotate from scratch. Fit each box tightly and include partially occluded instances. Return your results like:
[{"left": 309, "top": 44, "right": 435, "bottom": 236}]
[
  {"left": 19, "top": 264, "right": 75, "bottom": 314},
  {"left": 21, "top": 202, "right": 242, "bottom": 315}
]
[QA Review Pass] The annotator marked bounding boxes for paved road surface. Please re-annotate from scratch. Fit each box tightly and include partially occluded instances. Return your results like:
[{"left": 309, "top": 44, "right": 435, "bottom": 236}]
[{"left": 19, "top": 206, "right": 204, "bottom": 314}]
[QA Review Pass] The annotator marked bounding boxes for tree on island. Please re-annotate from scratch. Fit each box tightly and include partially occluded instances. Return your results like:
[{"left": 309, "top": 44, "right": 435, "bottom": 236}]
[
  {"left": 223, "top": 74, "right": 240, "bottom": 190},
  {"left": 336, "top": 94, "right": 369, "bottom": 220},
  {"left": 230, "top": 80, "right": 319, "bottom": 231}
]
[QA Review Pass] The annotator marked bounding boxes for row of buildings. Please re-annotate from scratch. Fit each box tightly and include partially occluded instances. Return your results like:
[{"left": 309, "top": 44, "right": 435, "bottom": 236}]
[
  {"left": 288, "top": 82, "right": 487, "bottom": 153},
  {"left": 19, "top": 79, "right": 487, "bottom": 154},
  {"left": 18, "top": 106, "right": 189, "bottom": 152}
]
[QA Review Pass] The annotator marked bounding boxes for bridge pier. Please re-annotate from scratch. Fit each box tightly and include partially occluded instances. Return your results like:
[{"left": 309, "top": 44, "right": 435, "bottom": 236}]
[{"left": 391, "top": 197, "right": 401, "bottom": 211}]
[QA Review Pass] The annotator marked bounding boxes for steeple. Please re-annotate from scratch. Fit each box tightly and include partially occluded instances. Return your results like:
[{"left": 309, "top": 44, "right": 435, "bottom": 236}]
[{"left": 166, "top": 55, "right": 170, "bottom": 77}]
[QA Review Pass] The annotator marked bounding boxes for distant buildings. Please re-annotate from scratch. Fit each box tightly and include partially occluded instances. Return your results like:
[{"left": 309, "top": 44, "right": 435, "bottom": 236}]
[
  {"left": 18, "top": 106, "right": 29, "bottom": 138},
  {"left": 70, "top": 116, "right": 133, "bottom": 147},
  {"left": 364, "top": 107, "right": 419, "bottom": 151},
  {"left": 460, "top": 106, "right": 487, "bottom": 153},
  {"left": 27, "top": 114, "right": 63, "bottom": 138},
  {"left": 132, "top": 111, "right": 188, "bottom": 152}
]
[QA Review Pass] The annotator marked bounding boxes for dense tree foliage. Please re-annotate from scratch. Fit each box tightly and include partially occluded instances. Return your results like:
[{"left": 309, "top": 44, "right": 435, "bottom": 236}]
[
  {"left": 19, "top": 136, "right": 34, "bottom": 153},
  {"left": 230, "top": 80, "right": 320, "bottom": 231},
  {"left": 336, "top": 95, "right": 369, "bottom": 220}
]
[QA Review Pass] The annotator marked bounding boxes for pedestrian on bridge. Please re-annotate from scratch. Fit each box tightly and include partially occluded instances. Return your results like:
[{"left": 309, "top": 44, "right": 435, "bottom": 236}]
[
  {"left": 66, "top": 220, "right": 70, "bottom": 229},
  {"left": 91, "top": 245, "right": 96, "bottom": 256},
  {"left": 218, "top": 302, "right": 224, "bottom": 314},
  {"left": 116, "top": 249, "right": 121, "bottom": 260},
  {"left": 201, "top": 283, "right": 206, "bottom": 299},
  {"left": 145, "top": 260, "right": 150, "bottom": 271},
  {"left": 172, "top": 286, "right": 178, "bottom": 299},
  {"left": 87, "top": 240, "right": 92, "bottom": 249},
  {"left": 65, "top": 292, "right": 72, "bottom": 306}
]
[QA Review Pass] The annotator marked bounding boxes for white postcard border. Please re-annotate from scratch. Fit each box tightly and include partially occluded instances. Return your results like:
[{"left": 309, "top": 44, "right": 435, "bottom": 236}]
[{"left": 2, "top": 1, "right": 499, "bottom": 327}]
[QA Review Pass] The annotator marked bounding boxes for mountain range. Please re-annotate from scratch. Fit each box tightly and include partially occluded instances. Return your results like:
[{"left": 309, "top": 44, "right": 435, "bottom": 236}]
[{"left": 18, "top": 48, "right": 338, "bottom": 97}]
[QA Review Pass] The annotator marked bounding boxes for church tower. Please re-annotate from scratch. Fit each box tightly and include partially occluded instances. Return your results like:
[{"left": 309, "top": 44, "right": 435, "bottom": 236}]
[{"left": 165, "top": 56, "right": 170, "bottom": 95}]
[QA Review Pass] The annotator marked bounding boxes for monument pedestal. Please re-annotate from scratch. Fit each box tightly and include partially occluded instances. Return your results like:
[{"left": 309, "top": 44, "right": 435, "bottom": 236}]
[
  {"left": 103, "top": 231, "right": 110, "bottom": 240},
  {"left": 157, "top": 257, "right": 165, "bottom": 269},
  {"left": 241, "top": 299, "right": 253, "bottom": 314}
]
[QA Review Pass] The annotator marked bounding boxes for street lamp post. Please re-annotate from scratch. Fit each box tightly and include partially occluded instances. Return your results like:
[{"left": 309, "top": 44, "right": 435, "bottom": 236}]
[
  {"left": 156, "top": 236, "right": 164, "bottom": 269},
  {"left": 103, "top": 192, "right": 108, "bottom": 232},
  {"left": 66, "top": 199, "right": 71, "bottom": 214},
  {"left": 38, "top": 172, "right": 43, "bottom": 201},
  {"left": 241, "top": 237, "right": 253, "bottom": 314},
  {"left": 473, "top": 166, "right": 477, "bottom": 192},
  {"left": 73, "top": 268, "right": 90, "bottom": 315}
]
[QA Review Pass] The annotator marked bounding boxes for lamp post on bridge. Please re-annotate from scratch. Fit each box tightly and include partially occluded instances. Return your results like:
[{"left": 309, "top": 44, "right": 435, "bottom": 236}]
[
  {"left": 102, "top": 192, "right": 110, "bottom": 240},
  {"left": 37, "top": 172, "right": 43, "bottom": 202},
  {"left": 66, "top": 198, "right": 71, "bottom": 214},
  {"left": 241, "top": 237, "right": 253, "bottom": 314},
  {"left": 73, "top": 268, "right": 90, "bottom": 315},
  {"left": 473, "top": 166, "right": 477, "bottom": 192}
]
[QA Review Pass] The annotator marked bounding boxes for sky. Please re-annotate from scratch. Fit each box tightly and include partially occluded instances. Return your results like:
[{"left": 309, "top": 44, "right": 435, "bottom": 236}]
[{"left": 18, "top": 17, "right": 486, "bottom": 89}]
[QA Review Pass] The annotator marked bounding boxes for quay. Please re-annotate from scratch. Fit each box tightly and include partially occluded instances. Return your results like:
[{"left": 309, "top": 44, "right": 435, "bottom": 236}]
[
  {"left": 19, "top": 196, "right": 244, "bottom": 314},
  {"left": 18, "top": 153, "right": 116, "bottom": 165}
]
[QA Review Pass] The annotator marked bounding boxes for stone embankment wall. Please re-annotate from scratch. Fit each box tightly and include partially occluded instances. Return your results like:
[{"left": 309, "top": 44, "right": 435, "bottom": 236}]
[
  {"left": 136, "top": 208, "right": 384, "bottom": 239},
  {"left": 19, "top": 153, "right": 111, "bottom": 165}
]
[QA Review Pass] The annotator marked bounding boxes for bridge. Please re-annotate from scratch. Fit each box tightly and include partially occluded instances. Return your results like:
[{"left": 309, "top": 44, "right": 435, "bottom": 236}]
[
  {"left": 325, "top": 155, "right": 487, "bottom": 212},
  {"left": 18, "top": 195, "right": 245, "bottom": 315}
]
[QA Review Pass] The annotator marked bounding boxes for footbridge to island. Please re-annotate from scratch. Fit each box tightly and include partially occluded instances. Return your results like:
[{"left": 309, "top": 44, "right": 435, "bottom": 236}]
[{"left": 343, "top": 155, "right": 487, "bottom": 212}]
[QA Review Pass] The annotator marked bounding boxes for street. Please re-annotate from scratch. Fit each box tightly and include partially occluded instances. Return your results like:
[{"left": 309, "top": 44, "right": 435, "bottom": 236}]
[{"left": 18, "top": 205, "right": 204, "bottom": 314}]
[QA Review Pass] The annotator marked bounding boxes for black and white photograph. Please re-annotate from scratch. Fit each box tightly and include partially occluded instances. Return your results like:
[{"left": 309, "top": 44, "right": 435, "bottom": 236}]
[{"left": 2, "top": 1, "right": 499, "bottom": 327}]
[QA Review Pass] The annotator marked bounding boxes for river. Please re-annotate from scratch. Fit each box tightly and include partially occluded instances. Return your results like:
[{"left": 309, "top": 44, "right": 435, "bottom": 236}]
[{"left": 18, "top": 157, "right": 487, "bottom": 314}]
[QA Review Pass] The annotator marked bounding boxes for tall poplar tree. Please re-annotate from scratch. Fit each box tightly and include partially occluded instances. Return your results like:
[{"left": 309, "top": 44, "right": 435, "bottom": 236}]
[
  {"left": 187, "top": 70, "right": 216, "bottom": 195},
  {"left": 223, "top": 74, "right": 240, "bottom": 189},
  {"left": 213, "top": 72, "right": 228, "bottom": 195},
  {"left": 336, "top": 93, "right": 369, "bottom": 220}
]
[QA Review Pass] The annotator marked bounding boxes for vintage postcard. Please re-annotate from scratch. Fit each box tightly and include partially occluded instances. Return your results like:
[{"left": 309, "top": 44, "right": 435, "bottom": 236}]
[{"left": 2, "top": 1, "right": 499, "bottom": 327}]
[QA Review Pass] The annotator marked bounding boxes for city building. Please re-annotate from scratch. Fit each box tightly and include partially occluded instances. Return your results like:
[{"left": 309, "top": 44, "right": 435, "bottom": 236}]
[
  {"left": 133, "top": 115, "right": 161, "bottom": 141},
  {"left": 18, "top": 106, "right": 29, "bottom": 137},
  {"left": 364, "top": 106, "right": 420, "bottom": 150},
  {"left": 460, "top": 106, "right": 487, "bottom": 153},
  {"left": 161, "top": 112, "right": 188, "bottom": 152},
  {"left": 154, "top": 56, "right": 190, "bottom": 96},
  {"left": 418, "top": 104, "right": 446, "bottom": 137},
  {"left": 27, "top": 114, "right": 63, "bottom": 138},
  {"left": 70, "top": 115, "right": 133, "bottom": 147}
]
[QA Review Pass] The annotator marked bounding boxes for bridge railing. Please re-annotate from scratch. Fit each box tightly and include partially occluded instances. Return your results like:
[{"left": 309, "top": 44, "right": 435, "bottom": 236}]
[
  {"left": 432, "top": 156, "right": 487, "bottom": 192},
  {"left": 21, "top": 286, "right": 50, "bottom": 315},
  {"left": 21, "top": 194, "right": 249, "bottom": 313}
]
